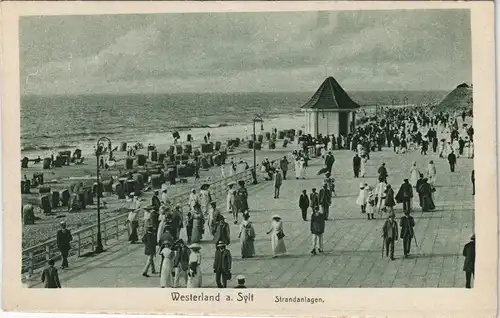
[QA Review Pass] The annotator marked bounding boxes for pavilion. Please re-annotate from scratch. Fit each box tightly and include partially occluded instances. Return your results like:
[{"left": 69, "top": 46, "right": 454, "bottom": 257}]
[{"left": 301, "top": 76, "right": 360, "bottom": 137}]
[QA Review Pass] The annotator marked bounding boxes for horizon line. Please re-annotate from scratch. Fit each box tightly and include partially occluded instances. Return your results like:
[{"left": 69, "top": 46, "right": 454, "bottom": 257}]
[{"left": 21, "top": 89, "right": 451, "bottom": 97}]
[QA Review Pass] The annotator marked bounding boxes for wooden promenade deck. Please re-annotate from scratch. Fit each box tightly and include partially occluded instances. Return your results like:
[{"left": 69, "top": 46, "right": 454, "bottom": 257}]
[{"left": 26, "top": 144, "right": 474, "bottom": 288}]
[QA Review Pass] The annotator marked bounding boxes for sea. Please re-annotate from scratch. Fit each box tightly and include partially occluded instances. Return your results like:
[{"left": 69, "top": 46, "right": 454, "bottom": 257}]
[{"left": 21, "top": 90, "right": 447, "bottom": 158}]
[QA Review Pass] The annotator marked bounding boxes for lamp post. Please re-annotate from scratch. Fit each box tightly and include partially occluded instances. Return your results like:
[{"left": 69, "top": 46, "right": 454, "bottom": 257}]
[
  {"left": 252, "top": 115, "right": 264, "bottom": 184},
  {"left": 95, "top": 136, "right": 111, "bottom": 254}
]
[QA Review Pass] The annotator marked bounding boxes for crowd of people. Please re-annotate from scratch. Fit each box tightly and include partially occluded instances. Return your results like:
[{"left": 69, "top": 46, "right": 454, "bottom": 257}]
[{"left": 43, "top": 106, "right": 475, "bottom": 289}]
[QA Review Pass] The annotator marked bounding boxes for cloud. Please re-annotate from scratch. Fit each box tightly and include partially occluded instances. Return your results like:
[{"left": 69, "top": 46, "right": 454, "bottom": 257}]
[{"left": 20, "top": 10, "right": 471, "bottom": 94}]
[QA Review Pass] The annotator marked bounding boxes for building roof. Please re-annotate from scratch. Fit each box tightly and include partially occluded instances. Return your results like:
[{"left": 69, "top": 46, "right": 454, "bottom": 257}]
[{"left": 301, "top": 76, "right": 360, "bottom": 110}]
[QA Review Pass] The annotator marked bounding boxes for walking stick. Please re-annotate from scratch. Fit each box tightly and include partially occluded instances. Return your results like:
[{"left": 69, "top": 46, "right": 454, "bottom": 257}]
[
  {"left": 381, "top": 236, "right": 385, "bottom": 258},
  {"left": 413, "top": 232, "right": 419, "bottom": 248}
]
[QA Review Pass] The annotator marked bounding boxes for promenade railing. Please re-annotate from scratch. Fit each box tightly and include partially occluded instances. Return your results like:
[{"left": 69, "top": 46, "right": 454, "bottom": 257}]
[{"left": 21, "top": 158, "right": 286, "bottom": 276}]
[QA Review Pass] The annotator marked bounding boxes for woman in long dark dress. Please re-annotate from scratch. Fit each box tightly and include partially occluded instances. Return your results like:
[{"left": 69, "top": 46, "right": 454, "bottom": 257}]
[
  {"left": 384, "top": 184, "right": 396, "bottom": 215},
  {"left": 418, "top": 178, "right": 436, "bottom": 212},
  {"left": 415, "top": 173, "right": 425, "bottom": 208}
]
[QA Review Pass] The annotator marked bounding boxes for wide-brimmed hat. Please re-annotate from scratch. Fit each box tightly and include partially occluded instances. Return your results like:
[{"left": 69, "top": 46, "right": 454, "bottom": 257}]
[
  {"left": 272, "top": 215, "right": 281, "bottom": 220},
  {"left": 175, "top": 238, "right": 184, "bottom": 245},
  {"left": 237, "top": 275, "right": 245, "bottom": 281},
  {"left": 216, "top": 241, "right": 226, "bottom": 248},
  {"left": 227, "top": 181, "right": 236, "bottom": 187},
  {"left": 60, "top": 221, "right": 66, "bottom": 225},
  {"left": 188, "top": 243, "right": 202, "bottom": 250},
  {"left": 359, "top": 182, "right": 365, "bottom": 189},
  {"left": 201, "top": 184, "right": 210, "bottom": 190}
]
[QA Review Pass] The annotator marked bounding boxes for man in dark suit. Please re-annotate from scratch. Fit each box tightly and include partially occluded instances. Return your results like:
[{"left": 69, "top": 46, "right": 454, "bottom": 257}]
[
  {"left": 318, "top": 184, "right": 332, "bottom": 220},
  {"left": 324, "top": 152, "right": 335, "bottom": 175},
  {"left": 447, "top": 151, "right": 457, "bottom": 172},
  {"left": 41, "top": 259, "right": 61, "bottom": 288},
  {"left": 279, "top": 156, "right": 289, "bottom": 180},
  {"left": 463, "top": 234, "right": 475, "bottom": 289},
  {"left": 400, "top": 210, "right": 415, "bottom": 258},
  {"left": 213, "top": 241, "right": 232, "bottom": 288},
  {"left": 382, "top": 213, "right": 399, "bottom": 260},
  {"left": 151, "top": 191, "right": 161, "bottom": 212},
  {"left": 142, "top": 226, "right": 157, "bottom": 277},
  {"left": 471, "top": 170, "right": 475, "bottom": 196},
  {"left": 353, "top": 154, "right": 361, "bottom": 178},
  {"left": 309, "top": 188, "right": 319, "bottom": 213},
  {"left": 377, "top": 163, "right": 388, "bottom": 183},
  {"left": 56, "top": 221, "right": 73, "bottom": 269},
  {"left": 298, "top": 189, "right": 310, "bottom": 221},
  {"left": 396, "top": 179, "right": 413, "bottom": 213}
]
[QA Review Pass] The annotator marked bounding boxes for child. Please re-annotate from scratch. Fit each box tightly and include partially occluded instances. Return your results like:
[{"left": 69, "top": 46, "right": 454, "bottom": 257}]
[
  {"left": 356, "top": 183, "right": 368, "bottom": 214},
  {"left": 330, "top": 178, "right": 336, "bottom": 196},
  {"left": 366, "top": 188, "right": 376, "bottom": 220}
]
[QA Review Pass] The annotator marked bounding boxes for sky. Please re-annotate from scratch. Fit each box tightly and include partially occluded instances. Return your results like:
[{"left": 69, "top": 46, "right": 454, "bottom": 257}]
[{"left": 20, "top": 9, "right": 472, "bottom": 95}]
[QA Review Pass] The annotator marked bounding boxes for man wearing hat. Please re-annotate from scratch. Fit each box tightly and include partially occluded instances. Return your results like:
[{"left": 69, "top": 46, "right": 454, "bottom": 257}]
[
  {"left": 235, "top": 275, "right": 247, "bottom": 288},
  {"left": 382, "top": 213, "right": 399, "bottom": 260},
  {"left": 209, "top": 201, "right": 221, "bottom": 236},
  {"left": 462, "top": 234, "right": 475, "bottom": 288},
  {"left": 298, "top": 189, "right": 310, "bottom": 221},
  {"left": 213, "top": 241, "right": 232, "bottom": 288},
  {"left": 377, "top": 163, "right": 388, "bottom": 183},
  {"left": 273, "top": 169, "right": 283, "bottom": 199},
  {"left": 142, "top": 226, "right": 157, "bottom": 277},
  {"left": 319, "top": 183, "right": 332, "bottom": 220},
  {"left": 400, "top": 210, "right": 415, "bottom": 258},
  {"left": 324, "top": 151, "right": 335, "bottom": 175},
  {"left": 396, "top": 179, "right": 413, "bottom": 213},
  {"left": 353, "top": 153, "right": 361, "bottom": 178},
  {"left": 152, "top": 191, "right": 161, "bottom": 212},
  {"left": 41, "top": 259, "right": 62, "bottom": 288},
  {"left": 56, "top": 221, "right": 73, "bottom": 269},
  {"left": 309, "top": 188, "right": 319, "bottom": 213}
]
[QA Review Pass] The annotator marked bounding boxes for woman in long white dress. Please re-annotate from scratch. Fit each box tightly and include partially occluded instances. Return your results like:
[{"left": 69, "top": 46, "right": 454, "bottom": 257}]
[
  {"left": 266, "top": 215, "right": 286, "bottom": 258},
  {"left": 226, "top": 185, "right": 235, "bottom": 213},
  {"left": 220, "top": 165, "right": 226, "bottom": 178},
  {"left": 294, "top": 156, "right": 301, "bottom": 179},
  {"left": 299, "top": 157, "right": 306, "bottom": 179},
  {"left": 409, "top": 162, "right": 420, "bottom": 187},
  {"left": 374, "top": 180, "right": 387, "bottom": 216},
  {"left": 360, "top": 155, "right": 367, "bottom": 178},
  {"left": 427, "top": 160, "right": 437, "bottom": 186},
  {"left": 189, "top": 189, "right": 199, "bottom": 211},
  {"left": 186, "top": 244, "right": 202, "bottom": 288},
  {"left": 199, "top": 189, "right": 210, "bottom": 218},
  {"left": 159, "top": 243, "right": 174, "bottom": 288}
]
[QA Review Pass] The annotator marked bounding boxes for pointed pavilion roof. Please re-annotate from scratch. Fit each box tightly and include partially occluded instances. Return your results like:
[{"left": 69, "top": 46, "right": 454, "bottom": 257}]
[{"left": 301, "top": 76, "right": 360, "bottom": 110}]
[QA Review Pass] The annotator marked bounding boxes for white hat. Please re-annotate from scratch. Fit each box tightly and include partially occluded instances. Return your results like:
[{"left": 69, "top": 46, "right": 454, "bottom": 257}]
[
  {"left": 60, "top": 221, "right": 66, "bottom": 225},
  {"left": 359, "top": 182, "right": 365, "bottom": 189},
  {"left": 237, "top": 275, "right": 245, "bottom": 281},
  {"left": 188, "top": 243, "right": 202, "bottom": 250},
  {"left": 272, "top": 214, "right": 281, "bottom": 220}
]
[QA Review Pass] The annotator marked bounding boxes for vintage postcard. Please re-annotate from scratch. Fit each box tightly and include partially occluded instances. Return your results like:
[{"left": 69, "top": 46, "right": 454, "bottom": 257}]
[{"left": 1, "top": 1, "right": 497, "bottom": 317}]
